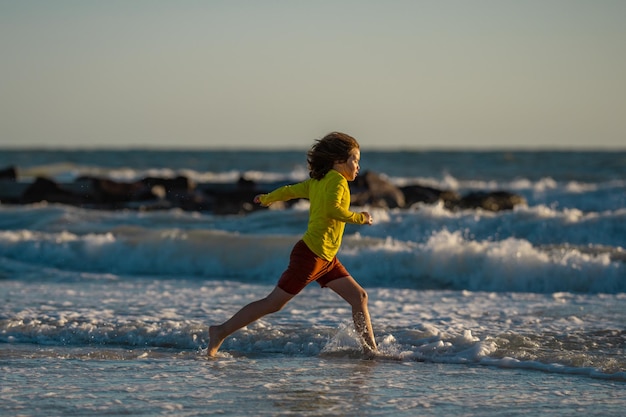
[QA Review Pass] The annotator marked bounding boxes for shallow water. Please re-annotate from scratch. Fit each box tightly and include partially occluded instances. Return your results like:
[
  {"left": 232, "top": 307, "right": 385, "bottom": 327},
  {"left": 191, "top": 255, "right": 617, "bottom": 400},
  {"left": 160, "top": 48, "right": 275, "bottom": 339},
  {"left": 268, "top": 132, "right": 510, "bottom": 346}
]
[
  {"left": 1, "top": 149, "right": 625, "bottom": 415},
  {"left": 2, "top": 345, "right": 625, "bottom": 417}
]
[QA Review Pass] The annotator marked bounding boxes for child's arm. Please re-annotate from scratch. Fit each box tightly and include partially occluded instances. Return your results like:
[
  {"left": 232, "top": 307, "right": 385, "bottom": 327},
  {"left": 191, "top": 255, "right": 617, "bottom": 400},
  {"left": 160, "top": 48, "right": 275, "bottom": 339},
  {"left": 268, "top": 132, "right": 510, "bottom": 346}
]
[
  {"left": 254, "top": 180, "right": 311, "bottom": 207},
  {"left": 327, "top": 180, "right": 370, "bottom": 225}
]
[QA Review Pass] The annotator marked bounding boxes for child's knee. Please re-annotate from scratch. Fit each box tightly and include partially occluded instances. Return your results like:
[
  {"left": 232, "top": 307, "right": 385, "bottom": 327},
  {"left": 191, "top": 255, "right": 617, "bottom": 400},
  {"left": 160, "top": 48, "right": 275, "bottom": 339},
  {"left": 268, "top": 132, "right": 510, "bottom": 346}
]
[
  {"left": 360, "top": 288, "right": 369, "bottom": 304},
  {"left": 350, "top": 287, "right": 368, "bottom": 307}
]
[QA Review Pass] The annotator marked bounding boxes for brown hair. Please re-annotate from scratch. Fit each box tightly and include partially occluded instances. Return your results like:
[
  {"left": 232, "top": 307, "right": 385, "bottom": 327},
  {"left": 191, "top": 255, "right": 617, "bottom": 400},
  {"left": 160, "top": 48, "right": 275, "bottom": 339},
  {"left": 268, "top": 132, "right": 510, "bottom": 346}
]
[{"left": 307, "top": 132, "right": 360, "bottom": 180}]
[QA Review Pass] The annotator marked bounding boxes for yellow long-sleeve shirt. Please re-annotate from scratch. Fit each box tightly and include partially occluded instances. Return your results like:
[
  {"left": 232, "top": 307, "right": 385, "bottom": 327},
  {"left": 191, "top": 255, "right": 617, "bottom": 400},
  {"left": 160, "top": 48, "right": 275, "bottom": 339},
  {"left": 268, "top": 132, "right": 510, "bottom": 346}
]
[{"left": 259, "top": 169, "right": 367, "bottom": 261}]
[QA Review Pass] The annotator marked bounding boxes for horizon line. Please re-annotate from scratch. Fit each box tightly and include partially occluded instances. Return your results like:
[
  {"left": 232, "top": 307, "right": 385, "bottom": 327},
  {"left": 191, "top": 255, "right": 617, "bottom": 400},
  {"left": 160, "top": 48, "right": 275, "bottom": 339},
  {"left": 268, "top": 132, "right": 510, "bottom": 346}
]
[{"left": 1, "top": 145, "right": 625, "bottom": 152}]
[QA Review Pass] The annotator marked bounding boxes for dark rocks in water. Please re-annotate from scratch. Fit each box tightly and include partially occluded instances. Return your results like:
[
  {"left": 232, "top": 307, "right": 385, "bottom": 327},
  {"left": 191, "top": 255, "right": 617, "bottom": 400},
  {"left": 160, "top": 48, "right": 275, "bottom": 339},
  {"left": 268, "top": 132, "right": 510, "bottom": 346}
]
[
  {"left": 0, "top": 166, "right": 21, "bottom": 203},
  {"left": 401, "top": 185, "right": 525, "bottom": 212},
  {"left": 1, "top": 165, "right": 526, "bottom": 214},
  {"left": 0, "top": 166, "right": 17, "bottom": 181},
  {"left": 350, "top": 171, "right": 525, "bottom": 212},
  {"left": 401, "top": 184, "right": 461, "bottom": 209},
  {"left": 457, "top": 191, "right": 527, "bottom": 212},
  {"left": 141, "top": 175, "right": 192, "bottom": 197},
  {"left": 351, "top": 171, "right": 406, "bottom": 208},
  {"left": 206, "top": 189, "right": 260, "bottom": 215},
  {"left": 21, "top": 177, "right": 88, "bottom": 206},
  {"left": 200, "top": 175, "right": 268, "bottom": 215},
  {"left": 92, "top": 178, "right": 154, "bottom": 203}
]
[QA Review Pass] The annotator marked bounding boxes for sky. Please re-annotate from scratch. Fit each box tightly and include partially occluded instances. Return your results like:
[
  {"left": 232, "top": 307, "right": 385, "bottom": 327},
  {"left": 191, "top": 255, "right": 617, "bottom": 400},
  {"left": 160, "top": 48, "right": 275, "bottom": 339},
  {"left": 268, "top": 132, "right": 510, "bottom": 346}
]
[{"left": 1, "top": 0, "right": 625, "bottom": 150}]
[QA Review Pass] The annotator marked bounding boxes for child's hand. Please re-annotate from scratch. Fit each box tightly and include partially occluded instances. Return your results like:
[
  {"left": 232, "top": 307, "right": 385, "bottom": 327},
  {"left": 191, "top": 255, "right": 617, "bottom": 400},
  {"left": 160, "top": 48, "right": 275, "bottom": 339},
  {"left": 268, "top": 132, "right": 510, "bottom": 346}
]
[
  {"left": 254, "top": 194, "right": 270, "bottom": 206},
  {"left": 362, "top": 212, "right": 373, "bottom": 225}
]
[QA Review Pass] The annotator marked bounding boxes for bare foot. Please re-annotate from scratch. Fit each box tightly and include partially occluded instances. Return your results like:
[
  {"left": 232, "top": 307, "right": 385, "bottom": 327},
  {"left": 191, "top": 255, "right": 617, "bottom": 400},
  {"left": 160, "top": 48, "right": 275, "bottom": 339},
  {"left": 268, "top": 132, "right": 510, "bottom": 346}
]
[
  {"left": 207, "top": 325, "right": 225, "bottom": 357},
  {"left": 363, "top": 346, "right": 379, "bottom": 359}
]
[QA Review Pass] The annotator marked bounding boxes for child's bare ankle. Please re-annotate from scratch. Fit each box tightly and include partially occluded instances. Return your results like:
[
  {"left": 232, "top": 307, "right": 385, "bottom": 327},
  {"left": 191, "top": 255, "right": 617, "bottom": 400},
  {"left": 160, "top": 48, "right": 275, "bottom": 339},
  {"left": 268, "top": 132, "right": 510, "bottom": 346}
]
[{"left": 207, "top": 325, "right": 224, "bottom": 357}]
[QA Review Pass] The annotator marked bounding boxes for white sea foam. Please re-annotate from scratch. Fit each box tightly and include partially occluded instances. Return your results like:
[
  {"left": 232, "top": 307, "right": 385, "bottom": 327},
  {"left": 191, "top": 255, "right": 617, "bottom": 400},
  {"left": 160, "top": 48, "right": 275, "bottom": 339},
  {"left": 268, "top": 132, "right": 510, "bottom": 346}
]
[
  {"left": 0, "top": 221, "right": 623, "bottom": 293},
  {"left": 1, "top": 279, "right": 624, "bottom": 381}
]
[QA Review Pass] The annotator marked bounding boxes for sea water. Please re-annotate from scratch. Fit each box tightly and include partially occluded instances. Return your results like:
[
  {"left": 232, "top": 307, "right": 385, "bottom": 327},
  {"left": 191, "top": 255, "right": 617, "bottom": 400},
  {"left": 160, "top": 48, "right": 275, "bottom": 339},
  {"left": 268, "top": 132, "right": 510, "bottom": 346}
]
[{"left": 1, "top": 149, "right": 625, "bottom": 416}]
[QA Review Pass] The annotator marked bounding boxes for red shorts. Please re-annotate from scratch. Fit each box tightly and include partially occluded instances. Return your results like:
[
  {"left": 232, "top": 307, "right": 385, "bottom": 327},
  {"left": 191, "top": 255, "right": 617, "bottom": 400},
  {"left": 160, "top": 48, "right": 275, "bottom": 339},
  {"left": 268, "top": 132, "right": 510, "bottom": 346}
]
[{"left": 277, "top": 240, "right": 350, "bottom": 295}]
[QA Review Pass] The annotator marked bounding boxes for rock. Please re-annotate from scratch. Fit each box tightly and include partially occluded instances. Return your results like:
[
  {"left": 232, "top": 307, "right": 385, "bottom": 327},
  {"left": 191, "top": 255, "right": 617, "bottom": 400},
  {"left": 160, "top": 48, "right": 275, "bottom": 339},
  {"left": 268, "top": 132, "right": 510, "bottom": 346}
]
[
  {"left": 350, "top": 171, "right": 405, "bottom": 208},
  {"left": 201, "top": 176, "right": 265, "bottom": 215},
  {"left": 92, "top": 178, "right": 153, "bottom": 203},
  {"left": 206, "top": 190, "right": 260, "bottom": 215},
  {"left": 400, "top": 185, "right": 525, "bottom": 212},
  {"left": 21, "top": 177, "right": 87, "bottom": 206},
  {"left": 140, "top": 175, "right": 195, "bottom": 207},
  {"left": 2, "top": 165, "right": 527, "bottom": 214},
  {"left": 0, "top": 166, "right": 22, "bottom": 203},
  {"left": 401, "top": 184, "right": 461, "bottom": 209},
  {"left": 141, "top": 175, "right": 192, "bottom": 197},
  {"left": 457, "top": 191, "right": 527, "bottom": 211},
  {"left": 0, "top": 166, "right": 17, "bottom": 181}
]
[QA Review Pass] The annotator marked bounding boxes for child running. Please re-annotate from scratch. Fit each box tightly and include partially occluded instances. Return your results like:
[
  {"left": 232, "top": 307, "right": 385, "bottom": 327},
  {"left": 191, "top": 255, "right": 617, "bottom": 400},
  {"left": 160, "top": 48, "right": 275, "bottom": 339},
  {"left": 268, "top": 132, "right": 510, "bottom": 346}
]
[{"left": 207, "top": 132, "right": 377, "bottom": 357}]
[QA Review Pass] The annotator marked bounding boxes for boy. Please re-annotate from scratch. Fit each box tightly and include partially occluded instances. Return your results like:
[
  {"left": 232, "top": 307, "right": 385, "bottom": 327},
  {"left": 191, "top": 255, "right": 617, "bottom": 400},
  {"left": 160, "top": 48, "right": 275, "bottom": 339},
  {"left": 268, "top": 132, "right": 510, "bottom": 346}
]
[{"left": 208, "top": 132, "right": 377, "bottom": 357}]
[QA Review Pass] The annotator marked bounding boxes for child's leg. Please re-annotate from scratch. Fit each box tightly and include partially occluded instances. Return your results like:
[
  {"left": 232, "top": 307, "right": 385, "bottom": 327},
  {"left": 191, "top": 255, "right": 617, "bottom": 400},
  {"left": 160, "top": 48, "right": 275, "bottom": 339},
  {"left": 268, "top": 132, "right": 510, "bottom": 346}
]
[
  {"left": 326, "top": 276, "right": 378, "bottom": 354},
  {"left": 208, "top": 286, "right": 294, "bottom": 357}
]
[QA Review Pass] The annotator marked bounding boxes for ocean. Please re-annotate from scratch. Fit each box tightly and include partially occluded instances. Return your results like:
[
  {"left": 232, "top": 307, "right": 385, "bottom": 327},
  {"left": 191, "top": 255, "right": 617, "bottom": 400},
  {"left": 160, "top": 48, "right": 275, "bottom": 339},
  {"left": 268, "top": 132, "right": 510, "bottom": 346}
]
[{"left": 1, "top": 149, "right": 625, "bottom": 416}]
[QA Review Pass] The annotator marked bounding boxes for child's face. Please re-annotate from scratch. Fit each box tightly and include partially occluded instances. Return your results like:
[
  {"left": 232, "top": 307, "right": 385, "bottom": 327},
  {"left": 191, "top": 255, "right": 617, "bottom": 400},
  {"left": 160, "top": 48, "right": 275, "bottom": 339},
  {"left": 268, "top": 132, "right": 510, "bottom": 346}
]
[{"left": 333, "top": 148, "right": 361, "bottom": 181}]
